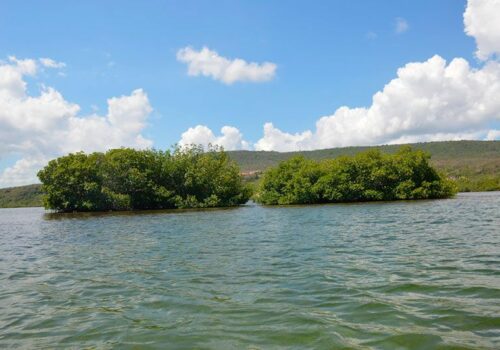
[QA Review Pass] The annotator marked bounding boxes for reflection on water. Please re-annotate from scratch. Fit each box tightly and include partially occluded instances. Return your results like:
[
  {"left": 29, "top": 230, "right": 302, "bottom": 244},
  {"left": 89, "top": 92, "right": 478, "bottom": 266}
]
[
  {"left": 1, "top": 192, "right": 499, "bottom": 349},
  {"left": 43, "top": 204, "right": 244, "bottom": 220}
]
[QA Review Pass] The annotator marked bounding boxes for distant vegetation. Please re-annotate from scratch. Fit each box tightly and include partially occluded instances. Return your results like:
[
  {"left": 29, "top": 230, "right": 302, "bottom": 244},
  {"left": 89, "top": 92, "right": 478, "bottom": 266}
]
[
  {"left": 0, "top": 140, "right": 498, "bottom": 208},
  {"left": 231, "top": 140, "right": 500, "bottom": 193},
  {"left": 0, "top": 184, "right": 43, "bottom": 208},
  {"left": 255, "top": 147, "right": 457, "bottom": 205},
  {"left": 37, "top": 146, "right": 251, "bottom": 212}
]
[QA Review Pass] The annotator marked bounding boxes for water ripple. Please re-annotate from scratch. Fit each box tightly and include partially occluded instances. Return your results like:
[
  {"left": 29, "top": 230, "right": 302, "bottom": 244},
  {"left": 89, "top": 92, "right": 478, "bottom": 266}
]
[{"left": 0, "top": 192, "right": 499, "bottom": 349}]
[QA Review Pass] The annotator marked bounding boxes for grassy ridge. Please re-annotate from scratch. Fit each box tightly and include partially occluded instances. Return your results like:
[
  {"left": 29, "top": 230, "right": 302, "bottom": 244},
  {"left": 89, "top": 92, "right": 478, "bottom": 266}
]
[
  {"left": 1, "top": 140, "right": 499, "bottom": 208},
  {"left": 0, "top": 184, "right": 43, "bottom": 208},
  {"left": 230, "top": 140, "right": 500, "bottom": 171},
  {"left": 230, "top": 141, "right": 500, "bottom": 193}
]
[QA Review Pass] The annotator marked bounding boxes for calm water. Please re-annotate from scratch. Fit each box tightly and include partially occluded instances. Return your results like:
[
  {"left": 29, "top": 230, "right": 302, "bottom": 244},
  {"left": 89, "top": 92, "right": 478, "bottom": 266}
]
[{"left": 0, "top": 193, "right": 499, "bottom": 349}]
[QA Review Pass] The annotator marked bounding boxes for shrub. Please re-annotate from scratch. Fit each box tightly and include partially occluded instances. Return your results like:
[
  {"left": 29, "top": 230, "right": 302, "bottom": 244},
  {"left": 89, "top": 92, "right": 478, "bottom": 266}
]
[
  {"left": 256, "top": 147, "right": 457, "bottom": 205},
  {"left": 38, "top": 146, "right": 251, "bottom": 212}
]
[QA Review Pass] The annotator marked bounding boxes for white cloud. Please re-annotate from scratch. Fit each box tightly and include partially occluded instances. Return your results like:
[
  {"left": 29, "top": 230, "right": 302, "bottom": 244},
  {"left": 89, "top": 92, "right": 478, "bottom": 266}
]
[
  {"left": 179, "top": 3, "right": 500, "bottom": 153},
  {"left": 386, "top": 131, "right": 488, "bottom": 145},
  {"left": 254, "top": 123, "right": 313, "bottom": 152},
  {"left": 179, "top": 125, "right": 250, "bottom": 150},
  {"left": 395, "top": 17, "right": 409, "bottom": 34},
  {"left": 177, "top": 46, "right": 277, "bottom": 84},
  {"left": 255, "top": 55, "right": 500, "bottom": 151},
  {"left": 0, "top": 56, "right": 37, "bottom": 99},
  {"left": 0, "top": 57, "right": 153, "bottom": 188},
  {"left": 464, "top": 0, "right": 500, "bottom": 60},
  {"left": 486, "top": 129, "right": 500, "bottom": 140},
  {"left": 39, "top": 58, "right": 66, "bottom": 69},
  {"left": 0, "top": 157, "right": 48, "bottom": 188}
]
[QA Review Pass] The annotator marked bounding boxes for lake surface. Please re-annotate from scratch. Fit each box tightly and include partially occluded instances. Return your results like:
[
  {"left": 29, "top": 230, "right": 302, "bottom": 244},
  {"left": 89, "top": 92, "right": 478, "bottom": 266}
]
[{"left": 0, "top": 192, "right": 499, "bottom": 349}]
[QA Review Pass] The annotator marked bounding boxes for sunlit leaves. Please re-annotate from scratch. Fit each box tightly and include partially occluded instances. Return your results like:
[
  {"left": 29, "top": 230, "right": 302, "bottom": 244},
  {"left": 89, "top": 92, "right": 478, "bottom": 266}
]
[
  {"left": 256, "top": 147, "right": 457, "bottom": 205},
  {"left": 37, "top": 146, "right": 251, "bottom": 212}
]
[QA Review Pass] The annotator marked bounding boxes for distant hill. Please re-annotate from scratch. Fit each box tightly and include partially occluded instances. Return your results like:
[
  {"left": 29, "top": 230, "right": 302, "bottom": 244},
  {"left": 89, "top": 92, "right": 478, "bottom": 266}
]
[
  {"left": 0, "top": 140, "right": 498, "bottom": 208},
  {"left": 0, "top": 184, "right": 43, "bottom": 208},
  {"left": 229, "top": 140, "right": 500, "bottom": 171},
  {"left": 228, "top": 140, "right": 500, "bottom": 192}
]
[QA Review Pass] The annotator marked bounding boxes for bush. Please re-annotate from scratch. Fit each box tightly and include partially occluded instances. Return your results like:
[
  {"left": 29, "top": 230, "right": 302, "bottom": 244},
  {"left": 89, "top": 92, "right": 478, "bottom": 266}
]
[
  {"left": 256, "top": 147, "right": 457, "bottom": 205},
  {"left": 37, "top": 145, "right": 251, "bottom": 212}
]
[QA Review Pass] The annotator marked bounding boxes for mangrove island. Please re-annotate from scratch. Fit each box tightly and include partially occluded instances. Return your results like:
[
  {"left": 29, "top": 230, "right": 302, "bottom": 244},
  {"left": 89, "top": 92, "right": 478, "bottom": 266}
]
[
  {"left": 255, "top": 146, "right": 457, "bottom": 205},
  {"left": 38, "top": 145, "right": 457, "bottom": 212}
]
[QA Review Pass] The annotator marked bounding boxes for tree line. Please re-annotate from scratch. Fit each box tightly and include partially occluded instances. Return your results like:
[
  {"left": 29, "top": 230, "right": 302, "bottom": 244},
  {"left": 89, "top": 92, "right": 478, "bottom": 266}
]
[{"left": 38, "top": 145, "right": 457, "bottom": 212}]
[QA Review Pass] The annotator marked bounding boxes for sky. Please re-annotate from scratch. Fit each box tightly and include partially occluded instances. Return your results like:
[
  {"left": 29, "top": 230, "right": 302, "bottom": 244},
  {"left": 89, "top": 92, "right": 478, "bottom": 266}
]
[{"left": 0, "top": 0, "right": 499, "bottom": 187}]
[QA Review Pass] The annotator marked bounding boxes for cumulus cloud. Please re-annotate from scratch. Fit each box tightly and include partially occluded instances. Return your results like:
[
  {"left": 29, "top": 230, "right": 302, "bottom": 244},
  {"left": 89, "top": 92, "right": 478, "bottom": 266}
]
[
  {"left": 177, "top": 2, "right": 500, "bottom": 153},
  {"left": 177, "top": 46, "right": 277, "bottom": 84},
  {"left": 179, "top": 125, "right": 250, "bottom": 150},
  {"left": 464, "top": 0, "right": 500, "bottom": 60},
  {"left": 248, "top": 2, "right": 500, "bottom": 151},
  {"left": 395, "top": 17, "right": 409, "bottom": 34},
  {"left": 486, "top": 129, "right": 500, "bottom": 140},
  {"left": 254, "top": 55, "right": 500, "bottom": 151},
  {"left": 254, "top": 123, "right": 313, "bottom": 152},
  {"left": 0, "top": 158, "right": 48, "bottom": 188},
  {"left": 0, "top": 57, "right": 153, "bottom": 187},
  {"left": 39, "top": 58, "right": 66, "bottom": 69}
]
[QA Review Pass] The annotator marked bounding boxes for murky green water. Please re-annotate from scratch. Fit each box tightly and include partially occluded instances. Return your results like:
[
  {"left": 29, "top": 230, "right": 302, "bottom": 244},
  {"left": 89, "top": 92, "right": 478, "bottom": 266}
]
[{"left": 1, "top": 192, "right": 499, "bottom": 349}]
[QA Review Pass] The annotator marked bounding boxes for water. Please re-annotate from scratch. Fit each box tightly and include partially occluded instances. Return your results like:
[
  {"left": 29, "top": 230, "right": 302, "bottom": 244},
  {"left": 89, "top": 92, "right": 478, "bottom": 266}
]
[{"left": 0, "top": 192, "right": 499, "bottom": 349}]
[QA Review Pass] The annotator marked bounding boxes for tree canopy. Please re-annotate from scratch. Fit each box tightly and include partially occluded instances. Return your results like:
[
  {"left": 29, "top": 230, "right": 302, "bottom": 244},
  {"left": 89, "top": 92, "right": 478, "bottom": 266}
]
[
  {"left": 37, "top": 146, "right": 251, "bottom": 212},
  {"left": 256, "top": 146, "right": 457, "bottom": 205},
  {"left": 37, "top": 145, "right": 458, "bottom": 211}
]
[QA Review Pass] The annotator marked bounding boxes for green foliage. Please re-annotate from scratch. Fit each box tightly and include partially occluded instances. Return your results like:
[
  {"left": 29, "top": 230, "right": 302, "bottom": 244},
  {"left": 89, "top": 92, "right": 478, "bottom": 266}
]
[
  {"left": 37, "top": 146, "right": 251, "bottom": 212},
  {"left": 230, "top": 140, "right": 500, "bottom": 193},
  {"left": 256, "top": 147, "right": 457, "bottom": 205},
  {"left": 258, "top": 157, "right": 322, "bottom": 205},
  {"left": 455, "top": 174, "right": 500, "bottom": 192}
]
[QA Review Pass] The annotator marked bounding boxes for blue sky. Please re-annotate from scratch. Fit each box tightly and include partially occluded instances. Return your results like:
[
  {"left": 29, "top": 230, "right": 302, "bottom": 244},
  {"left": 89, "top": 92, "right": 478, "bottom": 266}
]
[
  {"left": 0, "top": 0, "right": 499, "bottom": 186},
  {"left": 0, "top": 0, "right": 475, "bottom": 144}
]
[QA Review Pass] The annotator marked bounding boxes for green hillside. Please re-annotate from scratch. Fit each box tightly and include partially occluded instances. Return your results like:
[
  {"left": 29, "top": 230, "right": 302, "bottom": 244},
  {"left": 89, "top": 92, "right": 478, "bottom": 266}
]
[
  {"left": 0, "top": 184, "right": 43, "bottom": 208},
  {"left": 229, "top": 141, "right": 500, "bottom": 192},
  {"left": 229, "top": 140, "right": 500, "bottom": 171},
  {"left": 0, "top": 140, "right": 498, "bottom": 208}
]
